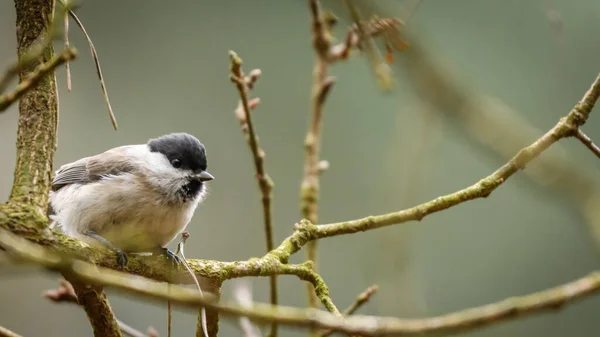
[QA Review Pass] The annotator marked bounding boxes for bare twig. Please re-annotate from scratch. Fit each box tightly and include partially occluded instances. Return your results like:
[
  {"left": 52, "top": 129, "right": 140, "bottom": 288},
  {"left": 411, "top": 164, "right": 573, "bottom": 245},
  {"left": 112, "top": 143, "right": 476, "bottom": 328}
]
[
  {"left": 575, "top": 129, "right": 600, "bottom": 159},
  {"left": 66, "top": 8, "right": 118, "bottom": 130},
  {"left": 229, "top": 50, "right": 278, "bottom": 337},
  {"left": 0, "top": 326, "right": 23, "bottom": 337},
  {"left": 320, "top": 285, "right": 378, "bottom": 337},
  {"left": 1, "top": 228, "right": 599, "bottom": 337},
  {"left": 0, "top": 48, "right": 77, "bottom": 111},
  {"left": 343, "top": 285, "right": 379, "bottom": 316},
  {"left": 176, "top": 232, "right": 208, "bottom": 337}
]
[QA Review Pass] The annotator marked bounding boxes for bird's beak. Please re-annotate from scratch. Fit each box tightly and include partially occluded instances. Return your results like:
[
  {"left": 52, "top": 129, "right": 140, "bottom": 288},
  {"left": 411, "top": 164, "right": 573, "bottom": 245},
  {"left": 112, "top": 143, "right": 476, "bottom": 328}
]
[{"left": 197, "top": 171, "right": 214, "bottom": 182}]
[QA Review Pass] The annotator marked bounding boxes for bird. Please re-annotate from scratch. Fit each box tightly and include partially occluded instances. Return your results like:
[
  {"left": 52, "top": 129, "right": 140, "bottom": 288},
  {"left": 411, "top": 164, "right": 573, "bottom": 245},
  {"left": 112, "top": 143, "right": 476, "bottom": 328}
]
[{"left": 48, "top": 132, "right": 214, "bottom": 267}]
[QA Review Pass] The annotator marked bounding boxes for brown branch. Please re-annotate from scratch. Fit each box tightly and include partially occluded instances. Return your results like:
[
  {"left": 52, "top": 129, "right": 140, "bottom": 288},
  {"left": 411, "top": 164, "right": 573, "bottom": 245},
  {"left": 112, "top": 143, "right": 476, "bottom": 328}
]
[
  {"left": 575, "top": 129, "right": 600, "bottom": 159},
  {"left": 1, "top": 227, "right": 599, "bottom": 337},
  {"left": 0, "top": 326, "right": 23, "bottom": 337},
  {"left": 229, "top": 50, "right": 278, "bottom": 337},
  {"left": 301, "top": 3, "right": 402, "bottom": 314},
  {"left": 66, "top": 279, "right": 123, "bottom": 337},
  {"left": 0, "top": 48, "right": 77, "bottom": 112},
  {"left": 44, "top": 279, "right": 156, "bottom": 337}
]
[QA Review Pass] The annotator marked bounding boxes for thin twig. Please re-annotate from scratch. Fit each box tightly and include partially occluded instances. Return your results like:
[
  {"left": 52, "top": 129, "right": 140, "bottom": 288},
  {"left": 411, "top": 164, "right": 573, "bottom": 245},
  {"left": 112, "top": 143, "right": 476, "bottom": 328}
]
[
  {"left": 67, "top": 8, "right": 118, "bottom": 130},
  {"left": 343, "top": 285, "right": 379, "bottom": 316},
  {"left": 176, "top": 232, "right": 208, "bottom": 337},
  {"left": 229, "top": 50, "right": 278, "bottom": 337},
  {"left": 167, "top": 286, "right": 172, "bottom": 337},
  {"left": 0, "top": 48, "right": 77, "bottom": 112},
  {"left": 64, "top": 11, "right": 72, "bottom": 92},
  {"left": 1, "top": 228, "right": 599, "bottom": 337},
  {"left": 320, "top": 285, "right": 378, "bottom": 337},
  {"left": 575, "top": 129, "right": 600, "bottom": 159}
]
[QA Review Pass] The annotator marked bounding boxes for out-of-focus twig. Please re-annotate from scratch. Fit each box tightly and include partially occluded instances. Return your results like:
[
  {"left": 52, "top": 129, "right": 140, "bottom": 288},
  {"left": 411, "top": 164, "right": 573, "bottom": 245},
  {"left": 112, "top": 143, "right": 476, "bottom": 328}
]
[
  {"left": 64, "top": 10, "right": 72, "bottom": 92},
  {"left": 0, "top": 1, "right": 73, "bottom": 95},
  {"left": 0, "top": 48, "right": 77, "bottom": 112},
  {"left": 229, "top": 50, "right": 278, "bottom": 337},
  {"left": 0, "top": 326, "right": 23, "bottom": 337},
  {"left": 575, "top": 129, "right": 600, "bottom": 159},
  {"left": 233, "top": 280, "right": 262, "bottom": 337}
]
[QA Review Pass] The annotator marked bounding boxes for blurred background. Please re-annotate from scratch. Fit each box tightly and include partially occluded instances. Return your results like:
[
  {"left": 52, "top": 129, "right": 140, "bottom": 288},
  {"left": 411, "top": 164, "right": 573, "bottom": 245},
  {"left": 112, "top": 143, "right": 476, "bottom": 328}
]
[{"left": 1, "top": 0, "right": 600, "bottom": 336}]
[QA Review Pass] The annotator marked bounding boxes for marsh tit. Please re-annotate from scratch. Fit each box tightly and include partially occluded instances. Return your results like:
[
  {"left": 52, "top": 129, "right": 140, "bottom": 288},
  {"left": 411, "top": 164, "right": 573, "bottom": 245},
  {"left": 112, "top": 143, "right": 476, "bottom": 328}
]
[{"left": 49, "top": 132, "right": 214, "bottom": 267}]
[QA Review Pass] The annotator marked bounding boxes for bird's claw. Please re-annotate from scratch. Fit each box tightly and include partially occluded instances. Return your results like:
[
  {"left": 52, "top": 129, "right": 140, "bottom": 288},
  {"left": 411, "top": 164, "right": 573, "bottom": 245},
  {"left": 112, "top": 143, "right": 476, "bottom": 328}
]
[
  {"left": 161, "top": 247, "right": 181, "bottom": 266},
  {"left": 115, "top": 249, "right": 128, "bottom": 268}
]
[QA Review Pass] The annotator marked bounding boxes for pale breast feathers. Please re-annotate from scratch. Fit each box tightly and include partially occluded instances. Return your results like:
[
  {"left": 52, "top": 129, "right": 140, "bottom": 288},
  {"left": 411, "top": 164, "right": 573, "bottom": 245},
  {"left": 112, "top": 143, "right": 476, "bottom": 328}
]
[{"left": 51, "top": 146, "right": 138, "bottom": 191}]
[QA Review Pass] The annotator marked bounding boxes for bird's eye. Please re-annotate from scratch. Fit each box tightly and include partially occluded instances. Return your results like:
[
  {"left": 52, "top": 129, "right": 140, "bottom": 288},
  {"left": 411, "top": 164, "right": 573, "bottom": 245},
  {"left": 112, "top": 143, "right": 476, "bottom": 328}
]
[{"left": 171, "top": 159, "right": 182, "bottom": 168}]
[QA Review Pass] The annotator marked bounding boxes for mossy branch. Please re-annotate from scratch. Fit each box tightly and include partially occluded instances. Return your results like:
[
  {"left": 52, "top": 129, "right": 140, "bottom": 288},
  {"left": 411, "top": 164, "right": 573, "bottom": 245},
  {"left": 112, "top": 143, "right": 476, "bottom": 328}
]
[{"left": 1, "top": 226, "right": 599, "bottom": 337}]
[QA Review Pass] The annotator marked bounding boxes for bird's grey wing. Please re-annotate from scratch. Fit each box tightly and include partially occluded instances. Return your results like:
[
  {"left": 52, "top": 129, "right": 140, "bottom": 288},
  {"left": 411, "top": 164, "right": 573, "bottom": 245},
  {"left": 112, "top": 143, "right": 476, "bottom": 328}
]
[{"left": 51, "top": 146, "right": 137, "bottom": 191}]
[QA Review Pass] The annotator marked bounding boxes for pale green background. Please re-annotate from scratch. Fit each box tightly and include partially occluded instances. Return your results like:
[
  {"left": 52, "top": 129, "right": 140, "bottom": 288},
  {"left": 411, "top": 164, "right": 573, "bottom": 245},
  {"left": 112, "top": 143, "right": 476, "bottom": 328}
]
[{"left": 1, "top": 1, "right": 600, "bottom": 336}]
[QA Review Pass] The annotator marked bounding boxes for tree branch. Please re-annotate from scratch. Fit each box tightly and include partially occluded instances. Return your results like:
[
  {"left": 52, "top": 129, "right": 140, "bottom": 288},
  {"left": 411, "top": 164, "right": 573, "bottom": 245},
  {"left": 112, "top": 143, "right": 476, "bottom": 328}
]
[
  {"left": 303, "top": 0, "right": 334, "bottom": 312},
  {"left": 575, "top": 129, "right": 600, "bottom": 159},
  {"left": 229, "top": 50, "right": 278, "bottom": 337},
  {"left": 66, "top": 279, "right": 123, "bottom": 337},
  {"left": 1, "top": 227, "right": 599, "bottom": 337}
]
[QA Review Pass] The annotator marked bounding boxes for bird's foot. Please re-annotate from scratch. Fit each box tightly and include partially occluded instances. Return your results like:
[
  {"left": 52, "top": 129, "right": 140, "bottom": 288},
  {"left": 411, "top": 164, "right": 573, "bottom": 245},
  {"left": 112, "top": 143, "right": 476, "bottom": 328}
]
[
  {"left": 159, "top": 247, "right": 181, "bottom": 266},
  {"left": 84, "top": 231, "right": 128, "bottom": 269},
  {"left": 114, "top": 249, "right": 128, "bottom": 268}
]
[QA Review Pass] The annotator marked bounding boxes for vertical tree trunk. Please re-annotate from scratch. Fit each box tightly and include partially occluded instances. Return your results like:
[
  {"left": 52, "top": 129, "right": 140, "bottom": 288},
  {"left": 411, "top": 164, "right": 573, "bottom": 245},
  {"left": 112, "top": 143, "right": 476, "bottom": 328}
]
[{"left": 11, "top": 0, "right": 58, "bottom": 214}]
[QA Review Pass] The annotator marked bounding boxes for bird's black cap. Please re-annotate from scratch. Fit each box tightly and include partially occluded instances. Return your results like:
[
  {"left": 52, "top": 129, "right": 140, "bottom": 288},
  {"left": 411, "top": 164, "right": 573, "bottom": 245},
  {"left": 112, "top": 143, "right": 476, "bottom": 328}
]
[{"left": 148, "top": 132, "right": 207, "bottom": 173}]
